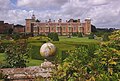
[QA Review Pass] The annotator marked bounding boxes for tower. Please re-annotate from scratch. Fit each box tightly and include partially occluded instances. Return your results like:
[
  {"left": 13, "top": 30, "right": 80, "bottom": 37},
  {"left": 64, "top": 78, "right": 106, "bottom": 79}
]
[
  {"left": 84, "top": 18, "right": 91, "bottom": 34},
  {"left": 25, "top": 14, "right": 36, "bottom": 33}
]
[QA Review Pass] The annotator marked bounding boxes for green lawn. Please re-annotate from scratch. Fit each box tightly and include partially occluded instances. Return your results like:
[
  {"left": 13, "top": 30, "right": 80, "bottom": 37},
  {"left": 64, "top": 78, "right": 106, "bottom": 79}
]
[
  {"left": 0, "top": 53, "right": 5, "bottom": 61},
  {"left": 0, "top": 53, "right": 43, "bottom": 66},
  {"left": 27, "top": 59, "right": 43, "bottom": 66},
  {"left": 59, "top": 36, "right": 99, "bottom": 43},
  {"left": 0, "top": 36, "right": 100, "bottom": 67},
  {"left": 0, "top": 53, "right": 6, "bottom": 66},
  {"left": 28, "top": 36, "right": 100, "bottom": 60}
]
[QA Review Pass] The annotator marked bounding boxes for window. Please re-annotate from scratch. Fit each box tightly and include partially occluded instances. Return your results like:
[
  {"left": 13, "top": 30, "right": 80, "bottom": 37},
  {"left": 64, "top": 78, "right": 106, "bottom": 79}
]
[
  {"left": 46, "top": 27, "right": 49, "bottom": 31},
  {"left": 69, "top": 27, "right": 71, "bottom": 32}
]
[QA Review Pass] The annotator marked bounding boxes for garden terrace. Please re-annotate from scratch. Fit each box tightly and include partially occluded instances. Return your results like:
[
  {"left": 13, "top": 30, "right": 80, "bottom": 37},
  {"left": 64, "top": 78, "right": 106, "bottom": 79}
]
[{"left": 1, "top": 66, "right": 52, "bottom": 81}]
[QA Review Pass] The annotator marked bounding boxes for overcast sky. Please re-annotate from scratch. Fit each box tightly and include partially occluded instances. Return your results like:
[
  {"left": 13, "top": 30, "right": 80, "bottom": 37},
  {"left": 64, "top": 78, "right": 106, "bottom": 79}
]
[{"left": 0, "top": 0, "right": 120, "bottom": 28}]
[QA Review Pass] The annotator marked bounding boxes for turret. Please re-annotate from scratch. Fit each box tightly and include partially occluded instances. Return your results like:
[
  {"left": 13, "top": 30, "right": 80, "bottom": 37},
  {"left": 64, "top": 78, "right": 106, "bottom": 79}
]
[
  {"left": 77, "top": 19, "right": 80, "bottom": 22},
  {"left": 58, "top": 19, "right": 62, "bottom": 23},
  {"left": 25, "top": 14, "right": 36, "bottom": 33},
  {"left": 32, "top": 14, "right": 36, "bottom": 20}
]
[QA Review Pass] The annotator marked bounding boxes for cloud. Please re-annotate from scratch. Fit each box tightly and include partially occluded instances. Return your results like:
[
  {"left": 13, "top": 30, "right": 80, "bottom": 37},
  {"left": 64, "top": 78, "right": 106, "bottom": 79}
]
[
  {"left": 0, "top": 0, "right": 120, "bottom": 28},
  {"left": 0, "top": 0, "right": 10, "bottom": 10},
  {"left": 88, "top": 0, "right": 109, "bottom": 5},
  {"left": 17, "top": 0, "right": 68, "bottom": 10},
  {"left": 87, "top": 0, "right": 120, "bottom": 27},
  {"left": 0, "top": 0, "right": 11, "bottom": 21},
  {"left": 60, "top": 0, "right": 91, "bottom": 19}
]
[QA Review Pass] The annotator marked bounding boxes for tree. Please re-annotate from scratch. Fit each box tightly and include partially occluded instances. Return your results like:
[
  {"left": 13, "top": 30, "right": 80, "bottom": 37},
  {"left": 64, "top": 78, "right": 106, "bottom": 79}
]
[
  {"left": 91, "top": 24, "right": 97, "bottom": 32},
  {"left": 48, "top": 33, "right": 59, "bottom": 41},
  {"left": 8, "top": 28, "right": 13, "bottom": 34},
  {"left": 4, "top": 39, "right": 30, "bottom": 68}
]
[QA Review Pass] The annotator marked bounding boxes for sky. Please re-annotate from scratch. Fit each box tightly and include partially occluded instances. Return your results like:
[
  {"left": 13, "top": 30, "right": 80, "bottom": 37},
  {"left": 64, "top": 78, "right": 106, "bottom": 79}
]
[{"left": 0, "top": 0, "right": 120, "bottom": 29}]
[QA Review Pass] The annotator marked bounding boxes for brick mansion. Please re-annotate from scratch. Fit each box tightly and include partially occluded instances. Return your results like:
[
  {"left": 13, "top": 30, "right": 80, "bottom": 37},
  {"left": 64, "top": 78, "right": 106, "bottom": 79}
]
[{"left": 25, "top": 15, "right": 91, "bottom": 36}]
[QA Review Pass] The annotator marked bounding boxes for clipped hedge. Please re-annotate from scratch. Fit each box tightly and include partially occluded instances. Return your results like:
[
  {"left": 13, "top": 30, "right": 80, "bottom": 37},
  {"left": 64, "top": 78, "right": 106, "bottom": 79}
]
[
  {"left": 29, "top": 41, "right": 99, "bottom": 63},
  {"left": 29, "top": 45, "right": 44, "bottom": 60},
  {"left": 48, "top": 33, "right": 59, "bottom": 41}
]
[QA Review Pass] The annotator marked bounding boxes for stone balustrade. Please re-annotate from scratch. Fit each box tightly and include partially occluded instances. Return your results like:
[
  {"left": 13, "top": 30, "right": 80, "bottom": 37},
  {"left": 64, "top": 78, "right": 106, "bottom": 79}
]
[{"left": 0, "top": 61, "right": 55, "bottom": 81}]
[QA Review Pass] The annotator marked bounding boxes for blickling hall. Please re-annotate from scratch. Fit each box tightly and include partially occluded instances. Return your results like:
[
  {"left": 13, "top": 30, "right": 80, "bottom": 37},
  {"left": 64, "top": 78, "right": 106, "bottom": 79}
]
[{"left": 25, "top": 14, "right": 91, "bottom": 36}]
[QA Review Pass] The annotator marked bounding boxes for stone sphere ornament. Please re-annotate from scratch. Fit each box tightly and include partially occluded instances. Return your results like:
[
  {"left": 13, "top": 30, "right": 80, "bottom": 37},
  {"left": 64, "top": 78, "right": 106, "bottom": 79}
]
[{"left": 40, "top": 42, "right": 56, "bottom": 57}]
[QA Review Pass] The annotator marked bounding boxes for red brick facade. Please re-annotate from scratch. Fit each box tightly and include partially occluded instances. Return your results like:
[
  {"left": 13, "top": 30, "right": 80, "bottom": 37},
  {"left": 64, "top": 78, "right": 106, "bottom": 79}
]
[
  {"left": 0, "top": 21, "right": 26, "bottom": 34},
  {"left": 14, "top": 24, "right": 25, "bottom": 33},
  {"left": 25, "top": 15, "right": 91, "bottom": 36},
  {"left": 0, "top": 21, "right": 14, "bottom": 34}
]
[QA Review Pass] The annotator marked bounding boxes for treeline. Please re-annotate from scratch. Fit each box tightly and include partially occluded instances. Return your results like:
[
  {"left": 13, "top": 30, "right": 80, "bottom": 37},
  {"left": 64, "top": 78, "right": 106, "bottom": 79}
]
[
  {"left": 91, "top": 24, "right": 118, "bottom": 37},
  {"left": 91, "top": 24, "right": 117, "bottom": 33}
]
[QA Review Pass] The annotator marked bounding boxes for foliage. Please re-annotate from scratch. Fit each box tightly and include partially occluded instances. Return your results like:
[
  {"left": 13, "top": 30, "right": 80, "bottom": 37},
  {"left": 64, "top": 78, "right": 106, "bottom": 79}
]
[
  {"left": 3, "top": 28, "right": 13, "bottom": 34},
  {"left": 28, "top": 36, "right": 51, "bottom": 43},
  {"left": 93, "top": 28, "right": 115, "bottom": 37},
  {"left": 88, "top": 33, "right": 94, "bottom": 39},
  {"left": 51, "top": 46, "right": 97, "bottom": 81},
  {"left": 109, "top": 30, "right": 120, "bottom": 50},
  {"left": 0, "top": 36, "right": 99, "bottom": 67},
  {"left": 72, "top": 32, "right": 78, "bottom": 37},
  {"left": 77, "top": 32, "right": 83, "bottom": 37},
  {"left": 91, "top": 24, "right": 97, "bottom": 32},
  {"left": 0, "top": 41, "right": 12, "bottom": 53},
  {"left": 8, "top": 28, "right": 13, "bottom": 34},
  {"left": 48, "top": 33, "right": 59, "bottom": 41},
  {"left": 12, "top": 33, "right": 20, "bottom": 40},
  {"left": 51, "top": 30, "right": 120, "bottom": 81},
  {"left": 93, "top": 30, "right": 120, "bottom": 80},
  {"left": 0, "top": 41, "right": 3, "bottom": 53},
  {"left": 102, "top": 33, "right": 110, "bottom": 41},
  {"left": 29, "top": 44, "right": 44, "bottom": 60},
  {"left": 4, "top": 39, "right": 31, "bottom": 68}
]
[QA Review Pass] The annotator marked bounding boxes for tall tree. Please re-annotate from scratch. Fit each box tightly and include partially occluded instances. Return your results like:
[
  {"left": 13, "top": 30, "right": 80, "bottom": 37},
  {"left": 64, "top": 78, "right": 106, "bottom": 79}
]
[{"left": 91, "top": 24, "right": 97, "bottom": 32}]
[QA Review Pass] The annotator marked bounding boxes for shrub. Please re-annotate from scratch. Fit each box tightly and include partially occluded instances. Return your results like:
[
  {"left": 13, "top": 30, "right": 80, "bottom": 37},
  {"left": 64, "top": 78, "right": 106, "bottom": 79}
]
[
  {"left": 72, "top": 32, "right": 78, "bottom": 37},
  {"left": 48, "top": 33, "right": 59, "bottom": 41},
  {"left": 4, "top": 39, "right": 30, "bottom": 68},
  {"left": 0, "top": 42, "right": 12, "bottom": 53},
  {"left": 78, "top": 32, "right": 83, "bottom": 37},
  {"left": 12, "top": 33, "right": 20, "bottom": 40},
  {"left": 88, "top": 33, "right": 94, "bottom": 39},
  {"left": 51, "top": 30, "right": 120, "bottom": 81},
  {"left": 102, "top": 33, "right": 110, "bottom": 41}
]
